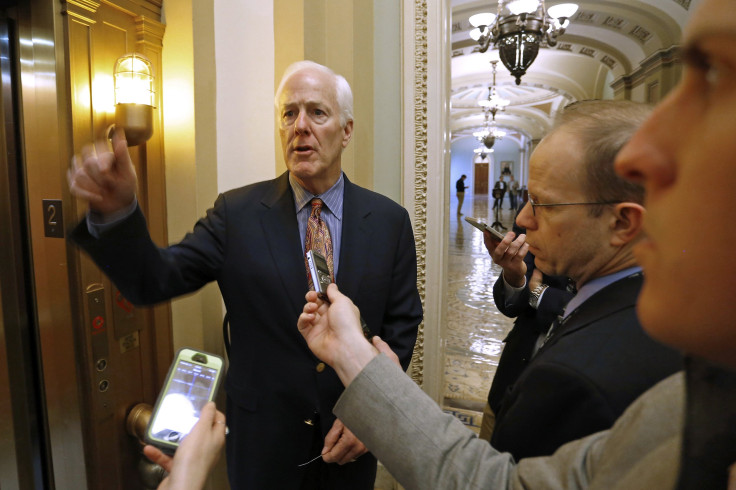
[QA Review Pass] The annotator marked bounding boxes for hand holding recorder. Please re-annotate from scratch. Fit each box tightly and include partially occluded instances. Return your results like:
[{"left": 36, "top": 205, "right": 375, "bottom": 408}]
[
  {"left": 307, "top": 250, "right": 373, "bottom": 339},
  {"left": 298, "top": 283, "right": 383, "bottom": 386}
]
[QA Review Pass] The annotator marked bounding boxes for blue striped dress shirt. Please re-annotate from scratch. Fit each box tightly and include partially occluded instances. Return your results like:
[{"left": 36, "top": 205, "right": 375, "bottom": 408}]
[{"left": 290, "top": 172, "right": 344, "bottom": 276}]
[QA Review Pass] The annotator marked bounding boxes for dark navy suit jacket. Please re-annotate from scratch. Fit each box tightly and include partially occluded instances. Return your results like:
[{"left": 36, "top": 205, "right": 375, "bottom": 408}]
[
  {"left": 491, "top": 273, "right": 682, "bottom": 460},
  {"left": 72, "top": 172, "right": 422, "bottom": 488},
  {"left": 488, "top": 255, "right": 573, "bottom": 414}
]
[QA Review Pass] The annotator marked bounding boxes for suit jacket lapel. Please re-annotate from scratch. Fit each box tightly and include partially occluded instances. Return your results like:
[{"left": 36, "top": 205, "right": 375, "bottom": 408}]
[
  {"left": 336, "top": 175, "right": 373, "bottom": 300},
  {"left": 259, "top": 172, "right": 309, "bottom": 314},
  {"left": 539, "top": 273, "right": 644, "bottom": 353}
]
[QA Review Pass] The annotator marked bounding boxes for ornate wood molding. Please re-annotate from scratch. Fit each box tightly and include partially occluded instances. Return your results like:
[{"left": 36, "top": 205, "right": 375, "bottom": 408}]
[
  {"left": 611, "top": 45, "right": 681, "bottom": 94},
  {"left": 135, "top": 15, "right": 165, "bottom": 48},
  {"left": 62, "top": 0, "right": 100, "bottom": 24},
  {"left": 410, "top": 0, "right": 428, "bottom": 387}
]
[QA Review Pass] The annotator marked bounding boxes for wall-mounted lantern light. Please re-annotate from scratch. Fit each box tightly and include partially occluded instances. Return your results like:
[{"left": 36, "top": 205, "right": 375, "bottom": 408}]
[{"left": 113, "top": 53, "right": 155, "bottom": 146}]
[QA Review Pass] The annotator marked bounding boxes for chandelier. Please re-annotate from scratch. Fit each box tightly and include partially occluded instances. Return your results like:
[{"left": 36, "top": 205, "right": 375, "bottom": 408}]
[
  {"left": 469, "top": 1, "right": 578, "bottom": 85},
  {"left": 473, "top": 109, "right": 506, "bottom": 150},
  {"left": 473, "top": 60, "right": 507, "bottom": 150},
  {"left": 478, "top": 60, "right": 509, "bottom": 116}
]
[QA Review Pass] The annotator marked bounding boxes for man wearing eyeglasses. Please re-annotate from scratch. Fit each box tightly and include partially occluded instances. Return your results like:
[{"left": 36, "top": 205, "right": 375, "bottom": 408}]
[
  {"left": 480, "top": 99, "right": 681, "bottom": 460},
  {"left": 298, "top": 2, "right": 736, "bottom": 485}
]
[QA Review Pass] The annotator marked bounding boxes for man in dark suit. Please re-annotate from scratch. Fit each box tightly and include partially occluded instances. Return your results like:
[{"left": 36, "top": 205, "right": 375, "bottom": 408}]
[
  {"left": 478, "top": 100, "right": 681, "bottom": 460},
  {"left": 68, "top": 61, "right": 422, "bottom": 488},
  {"left": 478, "top": 207, "right": 574, "bottom": 440},
  {"left": 492, "top": 178, "right": 507, "bottom": 209},
  {"left": 479, "top": 251, "right": 573, "bottom": 439}
]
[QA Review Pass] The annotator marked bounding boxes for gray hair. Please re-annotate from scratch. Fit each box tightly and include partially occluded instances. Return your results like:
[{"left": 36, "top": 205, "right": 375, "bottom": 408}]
[
  {"left": 551, "top": 100, "right": 652, "bottom": 215},
  {"left": 274, "top": 61, "right": 353, "bottom": 127}
]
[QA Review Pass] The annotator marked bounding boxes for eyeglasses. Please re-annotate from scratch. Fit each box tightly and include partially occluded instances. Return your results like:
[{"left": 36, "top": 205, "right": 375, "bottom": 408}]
[{"left": 527, "top": 196, "right": 621, "bottom": 216}]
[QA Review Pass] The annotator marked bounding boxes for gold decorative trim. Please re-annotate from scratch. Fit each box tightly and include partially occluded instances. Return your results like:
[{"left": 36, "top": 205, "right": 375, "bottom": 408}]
[
  {"left": 410, "top": 0, "right": 428, "bottom": 387},
  {"left": 61, "top": 0, "right": 99, "bottom": 24},
  {"left": 135, "top": 16, "right": 166, "bottom": 47},
  {"left": 65, "top": 0, "right": 100, "bottom": 14}
]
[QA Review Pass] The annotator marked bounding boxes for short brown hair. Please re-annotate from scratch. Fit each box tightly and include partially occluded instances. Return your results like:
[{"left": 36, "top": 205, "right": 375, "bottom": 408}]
[{"left": 552, "top": 100, "right": 652, "bottom": 216}]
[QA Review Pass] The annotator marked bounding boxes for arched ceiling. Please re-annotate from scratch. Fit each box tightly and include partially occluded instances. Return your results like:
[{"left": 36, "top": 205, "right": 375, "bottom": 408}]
[{"left": 450, "top": 0, "right": 700, "bottom": 144}]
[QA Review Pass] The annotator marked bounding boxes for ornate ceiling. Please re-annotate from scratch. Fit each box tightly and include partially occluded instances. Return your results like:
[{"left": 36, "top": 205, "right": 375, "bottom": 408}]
[{"left": 450, "top": 0, "right": 699, "bottom": 144}]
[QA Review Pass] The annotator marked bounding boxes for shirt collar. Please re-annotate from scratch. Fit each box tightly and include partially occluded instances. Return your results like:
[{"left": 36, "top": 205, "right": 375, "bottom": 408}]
[
  {"left": 563, "top": 266, "right": 642, "bottom": 318},
  {"left": 289, "top": 172, "right": 344, "bottom": 220}
]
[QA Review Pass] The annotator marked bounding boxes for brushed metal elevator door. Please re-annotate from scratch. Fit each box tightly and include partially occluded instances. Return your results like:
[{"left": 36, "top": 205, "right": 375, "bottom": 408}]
[
  {"left": 0, "top": 10, "right": 52, "bottom": 490},
  {"left": 2, "top": 0, "right": 172, "bottom": 487}
]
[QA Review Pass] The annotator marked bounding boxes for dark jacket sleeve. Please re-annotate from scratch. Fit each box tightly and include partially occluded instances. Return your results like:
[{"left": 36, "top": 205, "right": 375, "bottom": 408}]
[
  {"left": 492, "top": 274, "right": 530, "bottom": 318},
  {"left": 70, "top": 201, "right": 226, "bottom": 305},
  {"left": 491, "top": 361, "right": 617, "bottom": 459}
]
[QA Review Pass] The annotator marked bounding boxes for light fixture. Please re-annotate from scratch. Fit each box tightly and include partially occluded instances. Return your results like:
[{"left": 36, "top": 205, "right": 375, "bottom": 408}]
[
  {"left": 469, "top": 1, "right": 578, "bottom": 85},
  {"left": 113, "top": 53, "right": 155, "bottom": 146},
  {"left": 472, "top": 60, "right": 508, "bottom": 150},
  {"left": 478, "top": 60, "right": 509, "bottom": 116},
  {"left": 473, "top": 108, "right": 506, "bottom": 150}
]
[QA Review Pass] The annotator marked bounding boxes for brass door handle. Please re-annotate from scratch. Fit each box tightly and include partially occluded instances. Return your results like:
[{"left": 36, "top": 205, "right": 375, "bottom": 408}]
[
  {"left": 126, "top": 403, "right": 167, "bottom": 489},
  {"left": 126, "top": 403, "right": 152, "bottom": 443}
]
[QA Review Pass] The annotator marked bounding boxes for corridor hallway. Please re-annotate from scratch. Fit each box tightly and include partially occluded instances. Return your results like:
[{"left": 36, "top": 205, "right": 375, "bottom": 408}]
[{"left": 442, "top": 192, "right": 518, "bottom": 431}]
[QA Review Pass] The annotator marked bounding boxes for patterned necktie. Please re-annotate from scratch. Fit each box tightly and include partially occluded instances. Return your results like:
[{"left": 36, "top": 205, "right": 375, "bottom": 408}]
[{"left": 304, "top": 198, "right": 334, "bottom": 290}]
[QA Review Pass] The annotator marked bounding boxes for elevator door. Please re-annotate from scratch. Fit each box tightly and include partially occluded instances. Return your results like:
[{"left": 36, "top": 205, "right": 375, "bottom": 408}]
[
  {"left": 0, "top": 11, "right": 53, "bottom": 489},
  {"left": 0, "top": 0, "right": 172, "bottom": 488}
]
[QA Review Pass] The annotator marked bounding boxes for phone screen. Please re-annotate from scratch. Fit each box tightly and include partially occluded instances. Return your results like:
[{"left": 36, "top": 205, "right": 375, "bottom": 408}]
[{"left": 149, "top": 359, "right": 219, "bottom": 444}]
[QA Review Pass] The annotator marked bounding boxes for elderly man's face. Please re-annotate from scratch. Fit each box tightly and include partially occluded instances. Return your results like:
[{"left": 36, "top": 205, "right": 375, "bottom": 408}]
[
  {"left": 515, "top": 129, "right": 617, "bottom": 287},
  {"left": 278, "top": 68, "right": 352, "bottom": 195},
  {"left": 615, "top": 0, "right": 736, "bottom": 368}
]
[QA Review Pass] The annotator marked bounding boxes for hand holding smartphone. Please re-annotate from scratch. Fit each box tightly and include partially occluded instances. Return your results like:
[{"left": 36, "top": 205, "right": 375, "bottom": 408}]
[
  {"left": 306, "top": 249, "right": 373, "bottom": 340},
  {"left": 145, "top": 348, "right": 224, "bottom": 454},
  {"left": 464, "top": 216, "right": 505, "bottom": 241}
]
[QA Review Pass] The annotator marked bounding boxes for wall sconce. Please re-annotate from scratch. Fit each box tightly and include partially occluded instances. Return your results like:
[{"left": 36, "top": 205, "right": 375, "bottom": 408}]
[{"left": 113, "top": 53, "right": 155, "bottom": 146}]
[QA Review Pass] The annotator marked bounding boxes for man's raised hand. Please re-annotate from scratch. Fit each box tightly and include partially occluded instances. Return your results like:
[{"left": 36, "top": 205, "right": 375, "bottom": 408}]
[{"left": 68, "top": 127, "right": 137, "bottom": 216}]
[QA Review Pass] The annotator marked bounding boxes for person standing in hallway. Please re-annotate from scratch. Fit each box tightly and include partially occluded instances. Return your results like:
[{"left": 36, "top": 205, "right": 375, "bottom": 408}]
[
  {"left": 456, "top": 174, "right": 469, "bottom": 215},
  {"left": 492, "top": 177, "right": 507, "bottom": 210},
  {"left": 296, "top": 1, "right": 736, "bottom": 487},
  {"left": 68, "top": 60, "right": 422, "bottom": 489},
  {"left": 508, "top": 176, "right": 520, "bottom": 210}
]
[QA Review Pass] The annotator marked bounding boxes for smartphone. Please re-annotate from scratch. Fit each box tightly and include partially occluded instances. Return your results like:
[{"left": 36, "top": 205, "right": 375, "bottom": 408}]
[
  {"left": 306, "top": 249, "right": 332, "bottom": 295},
  {"left": 145, "top": 348, "right": 224, "bottom": 454},
  {"left": 306, "top": 249, "right": 373, "bottom": 340},
  {"left": 464, "top": 216, "right": 505, "bottom": 241}
]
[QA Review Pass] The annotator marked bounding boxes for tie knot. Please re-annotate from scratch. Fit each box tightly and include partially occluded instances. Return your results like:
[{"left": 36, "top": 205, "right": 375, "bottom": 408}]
[{"left": 311, "top": 198, "right": 323, "bottom": 215}]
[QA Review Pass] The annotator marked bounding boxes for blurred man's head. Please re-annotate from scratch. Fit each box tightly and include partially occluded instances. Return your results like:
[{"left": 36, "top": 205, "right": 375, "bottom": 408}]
[
  {"left": 516, "top": 100, "right": 651, "bottom": 286},
  {"left": 275, "top": 61, "right": 354, "bottom": 195},
  {"left": 615, "top": 0, "right": 736, "bottom": 369}
]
